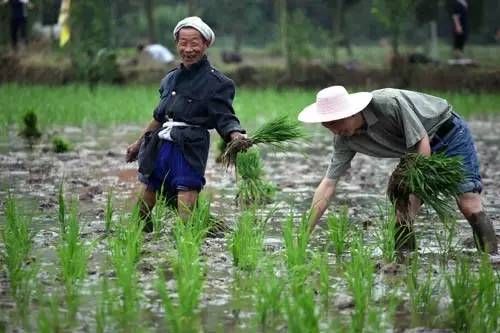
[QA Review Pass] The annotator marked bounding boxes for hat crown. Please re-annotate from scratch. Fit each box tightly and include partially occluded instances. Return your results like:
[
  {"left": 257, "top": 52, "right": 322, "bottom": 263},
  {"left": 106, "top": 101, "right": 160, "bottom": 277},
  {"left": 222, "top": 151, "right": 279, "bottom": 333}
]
[{"left": 315, "top": 86, "right": 351, "bottom": 115}]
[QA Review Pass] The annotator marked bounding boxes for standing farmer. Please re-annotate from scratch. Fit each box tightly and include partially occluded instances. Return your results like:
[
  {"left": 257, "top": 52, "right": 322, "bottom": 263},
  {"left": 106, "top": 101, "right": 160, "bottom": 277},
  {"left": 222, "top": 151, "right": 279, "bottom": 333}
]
[
  {"left": 1, "top": 0, "right": 31, "bottom": 50},
  {"left": 299, "top": 86, "right": 498, "bottom": 254},
  {"left": 126, "top": 17, "right": 246, "bottom": 230}
]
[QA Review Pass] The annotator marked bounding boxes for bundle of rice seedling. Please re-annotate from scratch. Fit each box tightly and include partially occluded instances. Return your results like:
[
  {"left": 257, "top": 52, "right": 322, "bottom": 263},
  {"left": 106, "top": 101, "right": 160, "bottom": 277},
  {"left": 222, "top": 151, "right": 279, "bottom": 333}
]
[
  {"left": 222, "top": 115, "right": 306, "bottom": 167},
  {"left": 387, "top": 153, "right": 464, "bottom": 219},
  {"left": 235, "top": 149, "right": 276, "bottom": 207}
]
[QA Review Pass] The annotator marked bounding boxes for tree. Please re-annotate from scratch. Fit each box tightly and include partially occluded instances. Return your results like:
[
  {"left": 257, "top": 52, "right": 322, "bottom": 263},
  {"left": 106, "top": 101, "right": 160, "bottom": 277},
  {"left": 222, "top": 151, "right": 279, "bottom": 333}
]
[
  {"left": 144, "top": 0, "right": 156, "bottom": 43},
  {"left": 372, "top": 0, "right": 416, "bottom": 56}
]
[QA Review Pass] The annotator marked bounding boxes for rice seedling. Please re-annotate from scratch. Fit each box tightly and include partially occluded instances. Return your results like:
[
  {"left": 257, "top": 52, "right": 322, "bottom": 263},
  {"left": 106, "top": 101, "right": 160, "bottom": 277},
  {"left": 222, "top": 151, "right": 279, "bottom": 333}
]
[
  {"left": 373, "top": 202, "right": 400, "bottom": 263},
  {"left": 18, "top": 109, "right": 42, "bottom": 145},
  {"left": 235, "top": 149, "right": 276, "bottom": 207},
  {"left": 57, "top": 198, "right": 93, "bottom": 321},
  {"left": 104, "top": 189, "right": 114, "bottom": 235},
  {"left": 345, "top": 234, "right": 375, "bottom": 333},
  {"left": 36, "top": 287, "right": 63, "bottom": 333},
  {"left": 222, "top": 115, "right": 306, "bottom": 166},
  {"left": 108, "top": 205, "right": 144, "bottom": 329},
  {"left": 387, "top": 153, "right": 464, "bottom": 220},
  {"left": 1, "top": 194, "right": 36, "bottom": 324},
  {"left": 254, "top": 260, "right": 284, "bottom": 328},
  {"left": 406, "top": 254, "right": 440, "bottom": 326},
  {"left": 312, "top": 252, "right": 332, "bottom": 314},
  {"left": 52, "top": 135, "right": 72, "bottom": 153},
  {"left": 96, "top": 275, "right": 112, "bottom": 333},
  {"left": 58, "top": 181, "right": 67, "bottom": 235},
  {"left": 471, "top": 255, "right": 500, "bottom": 332},
  {"left": 283, "top": 279, "right": 320, "bottom": 333},
  {"left": 434, "top": 214, "right": 459, "bottom": 263},
  {"left": 228, "top": 209, "right": 266, "bottom": 272},
  {"left": 446, "top": 257, "right": 475, "bottom": 332},
  {"left": 150, "top": 192, "right": 173, "bottom": 238},
  {"left": 326, "top": 206, "right": 351, "bottom": 263},
  {"left": 283, "top": 211, "right": 312, "bottom": 269}
]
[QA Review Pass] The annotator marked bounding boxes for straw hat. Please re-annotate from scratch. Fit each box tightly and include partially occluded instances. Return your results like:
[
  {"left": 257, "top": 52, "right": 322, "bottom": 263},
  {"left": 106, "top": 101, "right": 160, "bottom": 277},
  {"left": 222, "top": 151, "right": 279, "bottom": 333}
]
[{"left": 298, "top": 86, "right": 372, "bottom": 123}]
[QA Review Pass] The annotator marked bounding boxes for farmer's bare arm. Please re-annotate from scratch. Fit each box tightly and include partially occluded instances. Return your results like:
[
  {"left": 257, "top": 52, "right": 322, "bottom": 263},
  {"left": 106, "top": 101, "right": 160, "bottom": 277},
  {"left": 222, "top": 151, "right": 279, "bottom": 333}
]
[
  {"left": 125, "top": 119, "right": 161, "bottom": 162},
  {"left": 414, "top": 134, "right": 431, "bottom": 157},
  {"left": 310, "top": 177, "right": 338, "bottom": 229},
  {"left": 452, "top": 15, "right": 463, "bottom": 34}
]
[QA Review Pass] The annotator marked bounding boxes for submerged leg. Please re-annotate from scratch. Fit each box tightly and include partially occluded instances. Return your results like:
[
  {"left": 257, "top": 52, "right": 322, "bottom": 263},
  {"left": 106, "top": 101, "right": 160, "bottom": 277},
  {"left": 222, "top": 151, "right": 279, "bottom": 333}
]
[
  {"left": 177, "top": 190, "right": 199, "bottom": 221},
  {"left": 138, "top": 186, "right": 156, "bottom": 232}
]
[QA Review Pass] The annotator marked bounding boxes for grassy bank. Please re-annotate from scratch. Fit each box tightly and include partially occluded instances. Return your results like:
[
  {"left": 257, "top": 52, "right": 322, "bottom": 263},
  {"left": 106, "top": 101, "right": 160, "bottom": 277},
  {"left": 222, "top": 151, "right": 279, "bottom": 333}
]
[{"left": 1, "top": 84, "right": 500, "bottom": 131}]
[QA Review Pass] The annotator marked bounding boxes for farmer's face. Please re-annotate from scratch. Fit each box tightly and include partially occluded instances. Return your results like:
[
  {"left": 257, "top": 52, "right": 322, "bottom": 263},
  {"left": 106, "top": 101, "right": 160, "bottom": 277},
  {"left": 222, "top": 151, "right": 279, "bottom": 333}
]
[
  {"left": 176, "top": 28, "right": 208, "bottom": 67},
  {"left": 321, "top": 113, "right": 364, "bottom": 136}
]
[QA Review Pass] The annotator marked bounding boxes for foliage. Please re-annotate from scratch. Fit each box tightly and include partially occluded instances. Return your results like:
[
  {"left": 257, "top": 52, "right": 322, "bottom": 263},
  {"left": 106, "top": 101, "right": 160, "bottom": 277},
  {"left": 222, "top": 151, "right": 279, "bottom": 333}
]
[
  {"left": 52, "top": 136, "right": 72, "bottom": 153},
  {"left": 326, "top": 206, "right": 351, "bottom": 262},
  {"left": 19, "top": 110, "right": 42, "bottom": 142},
  {"left": 388, "top": 152, "right": 464, "bottom": 220}
]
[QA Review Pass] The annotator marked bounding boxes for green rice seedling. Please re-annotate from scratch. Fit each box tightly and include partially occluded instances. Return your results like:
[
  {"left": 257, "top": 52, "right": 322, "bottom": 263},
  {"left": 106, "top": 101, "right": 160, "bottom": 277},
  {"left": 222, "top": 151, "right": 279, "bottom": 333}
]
[
  {"left": 283, "top": 211, "right": 312, "bottom": 269},
  {"left": 104, "top": 190, "right": 114, "bottom": 235},
  {"left": 446, "top": 257, "right": 475, "bottom": 332},
  {"left": 228, "top": 209, "right": 266, "bottom": 271},
  {"left": 109, "top": 206, "right": 144, "bottom": 329},
  {"left": 150, "top": 192, "right": 170, "bottom": 237},
  {"left": 156, "top": 214, "right": 207, "bottom": 333},
  {"left": 96, "top": 275, "right": 112, "bottom": 333},
  {"left": 312, "top": 252, "right": 332, "bottom": 314},
  {"left": 471, "top": 255, "right": 500, "bottom": 332},
  {"left": 388, "top": 153, "right": 464, "bottom": 220},
  {"left": 373, "top": 202, "right": 400, "bottom": 263},
  {"left": 326, "top": 206, "right": 351, "bottom": 263},
  {"left": 223, "top": 115, "right": 306, "bottom": 166},
  {"left": 345, "top": 234, "right": 375, "bottom": 333},
  {"left": 406, "top": 254, "right": 440, "bottom": 326},
  {"left": 435, "top": 214, "right": 459, "bottom": 263},
  {"left": 58, "top": 181, "right": 67, "bottom": 235},
  {"left": 18, "top": 109, "right": 42, "bottom": 143},
  {"left": 52, "top": 135, "right": 72, "bottom": 153},
  {"left": 254, "top": 260, "right": 284, "bottom": 328},
  {"left": 1, "top": 194, "right": 36, "bottom": 323},
  {"left": 36, "top": 288, "right": 62, "bottom": 333},
  {"left": 235, "top": 149, "right": 276, "bottom": 207},
  {"left": 57, "top": 198, "right": 93, "bottom": 321},
  {"left": 284, "top": 280, "right": 320, "bottom": 333}
]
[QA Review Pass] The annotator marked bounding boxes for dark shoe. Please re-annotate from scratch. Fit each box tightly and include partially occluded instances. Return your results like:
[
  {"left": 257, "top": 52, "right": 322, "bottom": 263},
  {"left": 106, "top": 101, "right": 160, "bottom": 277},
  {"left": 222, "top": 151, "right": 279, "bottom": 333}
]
[{"left": 468, "top": 212, "right": 498, "bottom": 254}]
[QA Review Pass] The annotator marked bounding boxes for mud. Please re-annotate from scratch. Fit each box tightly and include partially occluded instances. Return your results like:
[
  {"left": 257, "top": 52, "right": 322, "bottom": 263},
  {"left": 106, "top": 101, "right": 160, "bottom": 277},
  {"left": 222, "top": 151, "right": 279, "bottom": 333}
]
[{"left": 1, "top": 119, "right": 500, "bottom": 332}]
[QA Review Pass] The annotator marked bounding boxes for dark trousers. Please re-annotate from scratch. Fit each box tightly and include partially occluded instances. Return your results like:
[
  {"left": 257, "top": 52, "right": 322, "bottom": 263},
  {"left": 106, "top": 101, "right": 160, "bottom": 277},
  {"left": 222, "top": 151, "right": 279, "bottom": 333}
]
[{"left": 10, "top": 17, "right": 27, "bottom": 49}]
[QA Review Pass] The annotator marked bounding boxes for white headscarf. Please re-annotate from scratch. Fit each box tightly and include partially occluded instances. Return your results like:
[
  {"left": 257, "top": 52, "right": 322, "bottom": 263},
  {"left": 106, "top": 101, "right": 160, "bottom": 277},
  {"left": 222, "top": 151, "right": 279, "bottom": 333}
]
[{"left": 173, "top": 16, "right": 215, "bottom": 47}]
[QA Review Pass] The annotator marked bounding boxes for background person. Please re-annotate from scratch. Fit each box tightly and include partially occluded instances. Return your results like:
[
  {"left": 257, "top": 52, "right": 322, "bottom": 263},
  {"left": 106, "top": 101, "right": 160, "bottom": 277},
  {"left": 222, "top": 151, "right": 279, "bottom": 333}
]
[
  {"left": 126, "top": 16, "right": 246, "bottom": 230},
  {"left": 299, "top": 85, "right": 498, "bottom": 254},
  {"left": 451, "top": 0, "right": 468, "bottom": 58},
  {"left": 1, "top": 0, "right": 31, "bottom": 51},
  {"left": 137, "top": 43, "right": 175, "bottom": 64}
]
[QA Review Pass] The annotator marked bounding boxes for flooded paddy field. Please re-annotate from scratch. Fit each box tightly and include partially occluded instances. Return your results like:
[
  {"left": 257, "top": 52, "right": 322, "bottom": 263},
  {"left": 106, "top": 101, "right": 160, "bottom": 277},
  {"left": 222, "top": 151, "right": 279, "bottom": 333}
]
[{"left": 1, "top": 119, "right": 500, "bottom": 332}]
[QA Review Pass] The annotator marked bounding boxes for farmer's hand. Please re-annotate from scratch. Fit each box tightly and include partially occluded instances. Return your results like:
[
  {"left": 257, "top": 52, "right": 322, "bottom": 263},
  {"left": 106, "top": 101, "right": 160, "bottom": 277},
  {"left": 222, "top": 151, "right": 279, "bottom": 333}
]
[
  {"left": 229, "top": 131, "right": 247, "bottom": 141},
  {"left": 126, "top": 141, "right": 141, "bottom": 163}
]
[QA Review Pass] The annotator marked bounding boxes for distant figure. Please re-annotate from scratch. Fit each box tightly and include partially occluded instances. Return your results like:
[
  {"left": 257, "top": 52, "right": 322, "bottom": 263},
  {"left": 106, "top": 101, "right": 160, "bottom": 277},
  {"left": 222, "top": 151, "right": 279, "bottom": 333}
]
[
  {"left": 137, "top": 43, "right": 175, "bottom": 64},
  {"left": 221, "top": 51, "right": 242, "bottom": 64},
  {"left": 451, "top": 0, "right": 468, "bottom": 58},
  {"left": 1, "top": 0, "right": 31, "bottom": 50}
]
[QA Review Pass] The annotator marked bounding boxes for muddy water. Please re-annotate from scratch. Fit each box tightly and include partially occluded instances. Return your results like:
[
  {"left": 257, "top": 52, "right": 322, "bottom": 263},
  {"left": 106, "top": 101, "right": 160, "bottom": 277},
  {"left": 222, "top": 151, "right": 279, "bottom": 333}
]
[{"left": 1, "top": 120, "right": 499, "bottom": 332}]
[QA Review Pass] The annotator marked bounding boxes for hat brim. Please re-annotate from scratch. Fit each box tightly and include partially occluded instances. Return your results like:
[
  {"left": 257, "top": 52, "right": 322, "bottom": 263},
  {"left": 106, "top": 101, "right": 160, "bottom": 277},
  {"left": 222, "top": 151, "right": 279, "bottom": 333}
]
[{"left": 298, "top": 92, "right": 373, "bottom": 123}]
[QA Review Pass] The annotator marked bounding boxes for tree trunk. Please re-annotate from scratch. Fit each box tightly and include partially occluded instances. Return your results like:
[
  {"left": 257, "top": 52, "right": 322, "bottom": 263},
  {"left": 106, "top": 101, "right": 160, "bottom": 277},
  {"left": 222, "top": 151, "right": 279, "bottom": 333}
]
[
  {"left": 331, "top": 0, "right": 344, "bottom": 63},
  {"left": 187, "top": 0, "right": 197, "bottom": 16},
  {"left": 145, "top": 0, "right": 156, "bottom": 43},
  {"left": 275, "top": 0, "right": 290, "bottom": 71}
]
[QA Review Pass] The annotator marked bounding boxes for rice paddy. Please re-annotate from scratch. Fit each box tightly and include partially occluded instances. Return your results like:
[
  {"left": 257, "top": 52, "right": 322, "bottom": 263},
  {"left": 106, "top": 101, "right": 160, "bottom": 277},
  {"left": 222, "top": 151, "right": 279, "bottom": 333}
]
[{"left": 1, "top": 85, "right": 500, "bottom": 332}]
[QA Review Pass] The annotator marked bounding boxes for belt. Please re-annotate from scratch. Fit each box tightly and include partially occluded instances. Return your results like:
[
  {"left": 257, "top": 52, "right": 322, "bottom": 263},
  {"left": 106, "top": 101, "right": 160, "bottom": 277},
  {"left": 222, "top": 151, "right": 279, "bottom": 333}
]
[
  {"left": 430, "top": 116, "right": 455, "bottom": 147},
  {"left": 158, "top": 118, "right": 196, "bottom": 141}
]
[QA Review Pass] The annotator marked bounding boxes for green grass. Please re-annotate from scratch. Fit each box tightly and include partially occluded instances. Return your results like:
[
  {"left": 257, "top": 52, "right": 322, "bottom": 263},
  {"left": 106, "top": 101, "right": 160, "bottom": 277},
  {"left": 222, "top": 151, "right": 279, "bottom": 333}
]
[{"left": 2, "top": 85, "right": 499, "bottom": 134}]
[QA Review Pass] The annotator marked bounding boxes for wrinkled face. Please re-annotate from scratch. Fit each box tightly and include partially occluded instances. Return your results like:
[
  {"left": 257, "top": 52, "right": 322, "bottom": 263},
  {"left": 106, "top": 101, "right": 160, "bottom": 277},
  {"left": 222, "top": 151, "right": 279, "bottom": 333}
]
[
  {"left": 176, "top": 28, "right": 208, "bottom": 67},
  {"left": 321, "top": 114, "right": 364, "bottom": 136}
]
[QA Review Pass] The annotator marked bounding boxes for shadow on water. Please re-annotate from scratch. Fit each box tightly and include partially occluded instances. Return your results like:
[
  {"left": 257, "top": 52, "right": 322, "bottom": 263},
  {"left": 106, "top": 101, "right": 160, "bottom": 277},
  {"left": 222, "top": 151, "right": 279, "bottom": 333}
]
[{"left": 1, "top": 120, "right": 499, "bottom": 331}]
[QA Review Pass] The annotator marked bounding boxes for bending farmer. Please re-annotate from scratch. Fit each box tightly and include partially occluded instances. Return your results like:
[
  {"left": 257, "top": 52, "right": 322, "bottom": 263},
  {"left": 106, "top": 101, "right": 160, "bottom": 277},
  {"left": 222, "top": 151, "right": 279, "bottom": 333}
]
[
  {"left": 298, "top": 86, "right": 498, "bottom": 254},
  {"left": 126, "top": 17, "right": 246, "bottom": 230}
]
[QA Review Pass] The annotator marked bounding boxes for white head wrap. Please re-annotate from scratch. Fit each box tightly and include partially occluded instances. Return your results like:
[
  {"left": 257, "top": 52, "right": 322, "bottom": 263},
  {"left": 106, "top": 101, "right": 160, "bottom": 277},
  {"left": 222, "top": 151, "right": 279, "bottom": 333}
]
[{"left": 173, "top": 16, "right": 215, "bottom": 47}]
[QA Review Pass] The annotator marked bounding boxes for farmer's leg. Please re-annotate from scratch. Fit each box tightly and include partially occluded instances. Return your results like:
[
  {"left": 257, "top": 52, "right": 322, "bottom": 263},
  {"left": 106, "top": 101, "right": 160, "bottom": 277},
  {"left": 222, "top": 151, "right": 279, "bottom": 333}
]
[
  {"left": 395, "top": 194, "right": 421, "bottom": 251},
  {"left": 457, "top": 192, "right": 498, "bottom": 254},
  {"left": 177, "top": 190, "right": 199, "bottom": 221},
  {"left": 138, "top": 185, "right": 156, "bottom": 232}
]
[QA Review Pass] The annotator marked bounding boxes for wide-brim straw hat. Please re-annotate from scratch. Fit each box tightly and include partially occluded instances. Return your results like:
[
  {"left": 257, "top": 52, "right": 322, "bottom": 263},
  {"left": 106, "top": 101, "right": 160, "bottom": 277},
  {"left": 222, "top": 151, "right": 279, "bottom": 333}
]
[{"left": 298, "top": 86, "right": 372, "bottom": 123}]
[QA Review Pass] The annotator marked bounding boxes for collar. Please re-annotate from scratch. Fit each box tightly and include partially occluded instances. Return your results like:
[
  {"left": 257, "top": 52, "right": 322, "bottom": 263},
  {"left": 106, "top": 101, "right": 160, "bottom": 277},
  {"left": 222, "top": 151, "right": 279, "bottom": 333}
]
[
  {"left": 361, "top": 104, "right": 378, "bottom": 129},
  {"left": 180, "top": 55, "right": 209, "bottom": 73}
]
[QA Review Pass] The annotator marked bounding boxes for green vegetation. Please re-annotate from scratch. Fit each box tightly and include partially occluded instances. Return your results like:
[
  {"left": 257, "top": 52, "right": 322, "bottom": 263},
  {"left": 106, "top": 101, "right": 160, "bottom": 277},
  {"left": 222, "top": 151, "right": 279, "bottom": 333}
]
[
  {"left": 19, "top": 110, "right": 42, "bottom": 142},
  {"left": 228, "top": 209, "right": 265, "bottom": 271},
  {"left": 52, "top": 135, "right": 73, "bottom": 153},
  {"left": 326, "top": 206, "right": 351, "bottom": 262}
]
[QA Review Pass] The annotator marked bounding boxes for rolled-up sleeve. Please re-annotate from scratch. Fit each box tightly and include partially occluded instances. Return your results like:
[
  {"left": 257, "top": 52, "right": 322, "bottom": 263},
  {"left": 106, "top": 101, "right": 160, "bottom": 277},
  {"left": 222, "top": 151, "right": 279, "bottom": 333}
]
[
  {"left": 326, "top": 136, "right": 356, "bottom": 180},
  {"left": 208, "top": 80, "right": 245, "bottom": 141}
]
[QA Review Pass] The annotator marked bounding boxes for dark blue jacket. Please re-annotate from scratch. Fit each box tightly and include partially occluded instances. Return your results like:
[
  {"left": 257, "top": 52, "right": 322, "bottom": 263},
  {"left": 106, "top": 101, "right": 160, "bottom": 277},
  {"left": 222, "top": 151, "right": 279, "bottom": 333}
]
[{"left": 139, "top": 55, "right": 245, "bottom": 178}]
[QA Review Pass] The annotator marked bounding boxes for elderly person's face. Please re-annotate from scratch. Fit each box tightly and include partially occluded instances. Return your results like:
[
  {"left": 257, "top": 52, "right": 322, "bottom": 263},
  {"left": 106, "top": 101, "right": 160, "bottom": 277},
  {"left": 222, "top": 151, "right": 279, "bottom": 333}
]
[{"left": 176, "top": 27, "right": 208, "bottom": 67}]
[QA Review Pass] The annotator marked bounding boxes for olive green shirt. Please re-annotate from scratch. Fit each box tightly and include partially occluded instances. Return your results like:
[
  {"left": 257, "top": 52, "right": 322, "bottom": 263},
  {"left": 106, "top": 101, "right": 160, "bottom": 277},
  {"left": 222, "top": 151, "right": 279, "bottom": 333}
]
[{"left": 326, "top": 88, "right": 452, "bottom": 180}]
